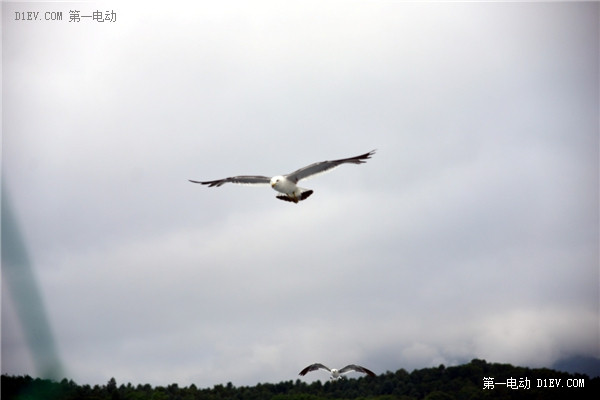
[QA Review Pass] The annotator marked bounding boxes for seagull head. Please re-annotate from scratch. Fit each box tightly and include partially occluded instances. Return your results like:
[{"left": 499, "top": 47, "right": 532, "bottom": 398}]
[{"left": 270, "top": 176, "right": 281, "bottom": 188}]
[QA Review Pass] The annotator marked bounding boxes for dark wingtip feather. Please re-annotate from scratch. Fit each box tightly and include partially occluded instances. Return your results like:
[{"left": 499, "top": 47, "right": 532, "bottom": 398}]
[
  {"left": 352, "top": 149, "right": 376, "bottom": 164},
  {"left": 361, "top": 149, "right": 376, "bottom": 161},
  {"left": 362, "top": 367, "right": 376, "bottom": 377},
  {"left": 189, "top": 179, "right": 222, "bottom": 187}
]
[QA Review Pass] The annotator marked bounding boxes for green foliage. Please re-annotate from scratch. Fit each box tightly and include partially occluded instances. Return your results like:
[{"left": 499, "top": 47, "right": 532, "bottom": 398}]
[{"left": 2, "top": 360, "right": 599, "bottom": 400}]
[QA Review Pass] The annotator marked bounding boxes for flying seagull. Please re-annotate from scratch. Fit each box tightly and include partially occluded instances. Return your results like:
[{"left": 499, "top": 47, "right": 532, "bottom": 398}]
[
  {"left": 189, "top": 150, "right": 375, "bottom": 203},
  {"left": 299, "top": 363, "right": 376, "bottom": 380}
]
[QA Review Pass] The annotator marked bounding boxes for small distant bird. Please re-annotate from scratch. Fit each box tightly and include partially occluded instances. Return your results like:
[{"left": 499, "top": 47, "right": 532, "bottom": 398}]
[
  {"left": 299, "top": 363, "right": 376, "bottom": 380},
  {"left": 189, "top": 150, "right": 375, "bottom": 203}
]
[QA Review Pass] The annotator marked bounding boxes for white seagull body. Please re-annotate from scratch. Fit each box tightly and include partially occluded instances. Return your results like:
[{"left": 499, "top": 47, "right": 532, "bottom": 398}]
[
  {"left": 189, "top": 150, "right": 375, "bottom": 203},
  {"left": 299, "top": 363, "right": 376, "bottom": 380}
]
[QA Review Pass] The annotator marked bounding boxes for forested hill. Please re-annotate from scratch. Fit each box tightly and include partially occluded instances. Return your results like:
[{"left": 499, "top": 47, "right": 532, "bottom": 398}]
[{"left": 2, "top": 359, "right": 599, "bottom": 400}]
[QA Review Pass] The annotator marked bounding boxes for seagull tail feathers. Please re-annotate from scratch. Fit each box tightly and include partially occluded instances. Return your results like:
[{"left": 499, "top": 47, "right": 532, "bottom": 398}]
[{"left": 276, "top": 189, "right": 313, "bottom": 203}]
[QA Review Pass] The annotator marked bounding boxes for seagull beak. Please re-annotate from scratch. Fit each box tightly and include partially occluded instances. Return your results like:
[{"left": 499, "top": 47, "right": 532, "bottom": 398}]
[{"left": 271, "top": 182, "right": 275, "bottom": 188}]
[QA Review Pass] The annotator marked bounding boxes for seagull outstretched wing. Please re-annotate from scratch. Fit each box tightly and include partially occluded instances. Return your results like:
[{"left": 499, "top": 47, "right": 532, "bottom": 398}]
[
  {"left": 286, "top": 150, "right": 375, "bottom": 183},
  {"left": 339, "top": 364, "right": 376, "bottom": 377},
  {"left": 189, "top": 175, "right": 270, "bottom": 187},
  {"left": 299, "top": 363, "right": 331, "bottom": 376}
]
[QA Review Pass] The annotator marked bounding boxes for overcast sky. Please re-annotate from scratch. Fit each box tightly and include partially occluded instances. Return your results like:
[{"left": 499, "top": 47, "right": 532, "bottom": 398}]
[{"left": 2, "top": 0, "right": 599, "bottom": 389}]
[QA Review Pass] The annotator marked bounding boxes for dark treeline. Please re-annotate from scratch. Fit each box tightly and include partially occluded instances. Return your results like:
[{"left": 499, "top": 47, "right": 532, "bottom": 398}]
[{"left": 2, "top": 359, "right": 599, "bottom": 400}]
